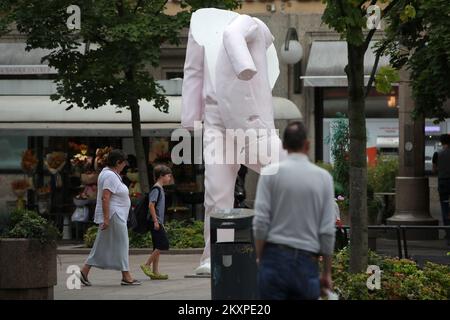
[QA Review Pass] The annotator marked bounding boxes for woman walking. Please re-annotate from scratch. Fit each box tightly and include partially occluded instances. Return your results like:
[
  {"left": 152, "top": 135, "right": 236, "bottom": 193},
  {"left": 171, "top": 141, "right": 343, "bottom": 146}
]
[{"left": 79, "top": 149, "right": 141, "bottom": 286}]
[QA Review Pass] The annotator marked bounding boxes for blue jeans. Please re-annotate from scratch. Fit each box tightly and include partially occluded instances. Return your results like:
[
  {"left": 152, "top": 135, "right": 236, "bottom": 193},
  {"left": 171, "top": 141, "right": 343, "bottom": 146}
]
[{"left": 257, "top": 244, "right": 320, "bottom": 300}]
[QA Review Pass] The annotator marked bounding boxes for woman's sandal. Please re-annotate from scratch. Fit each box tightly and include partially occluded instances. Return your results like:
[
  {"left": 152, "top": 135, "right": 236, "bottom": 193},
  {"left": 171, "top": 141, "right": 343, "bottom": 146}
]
[
  {"left": 121, "top": 279, "right": 142, "bottom": 286},
  {"left": 79, "top": 271, "right": 92, "bottom": 286}
]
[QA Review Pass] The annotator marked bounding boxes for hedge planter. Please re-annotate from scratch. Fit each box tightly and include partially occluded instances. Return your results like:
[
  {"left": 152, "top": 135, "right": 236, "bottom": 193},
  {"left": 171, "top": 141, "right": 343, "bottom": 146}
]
[{"left": 0, "top": 239, "right": 57, "bottom": 300}]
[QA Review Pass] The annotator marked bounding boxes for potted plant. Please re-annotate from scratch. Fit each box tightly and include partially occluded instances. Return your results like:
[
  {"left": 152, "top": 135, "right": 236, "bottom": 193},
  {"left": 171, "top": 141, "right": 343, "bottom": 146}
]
[{"left": 0, "top": 209, "right": 60, "bottom": 300}]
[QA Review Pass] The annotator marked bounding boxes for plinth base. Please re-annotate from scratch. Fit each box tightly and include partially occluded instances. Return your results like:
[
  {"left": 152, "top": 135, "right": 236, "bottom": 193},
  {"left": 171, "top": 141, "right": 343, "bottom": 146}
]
[{"left": 387, "top": 176, "right": 439, "bottom": 240}]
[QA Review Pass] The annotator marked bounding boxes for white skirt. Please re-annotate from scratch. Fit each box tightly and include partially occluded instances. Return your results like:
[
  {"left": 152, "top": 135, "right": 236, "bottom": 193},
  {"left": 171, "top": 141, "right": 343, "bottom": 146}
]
[{"left": 85, "top": 214, "right": 130, "bottom": 271}]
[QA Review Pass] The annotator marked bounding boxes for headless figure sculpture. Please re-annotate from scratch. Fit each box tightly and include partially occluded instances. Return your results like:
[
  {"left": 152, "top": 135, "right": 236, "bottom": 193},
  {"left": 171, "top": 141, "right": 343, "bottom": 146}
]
[{"left": 181, "top": 8, "right": 287, "bottom": 275}]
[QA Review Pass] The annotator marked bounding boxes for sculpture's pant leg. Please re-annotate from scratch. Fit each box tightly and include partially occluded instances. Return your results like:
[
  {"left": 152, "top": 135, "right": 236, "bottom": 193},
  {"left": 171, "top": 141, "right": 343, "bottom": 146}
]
[
  {"left": 201, "top": 162, "right": 240, "bottom": 265},
  {"left": 200, "top": 103, "right": 241, "bottom": 266}
]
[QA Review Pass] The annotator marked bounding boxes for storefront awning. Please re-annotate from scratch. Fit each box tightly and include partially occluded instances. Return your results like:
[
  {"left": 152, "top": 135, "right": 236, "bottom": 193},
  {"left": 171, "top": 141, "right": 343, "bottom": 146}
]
[
  {"left": 0, "top": 96, "right": 302, "bottom": 136},
  {"left": 301, "top": 41, "right": 392, "bottom": 87},
  {"left": 0, "top": 43, "right": 57, "bottom": 75}
]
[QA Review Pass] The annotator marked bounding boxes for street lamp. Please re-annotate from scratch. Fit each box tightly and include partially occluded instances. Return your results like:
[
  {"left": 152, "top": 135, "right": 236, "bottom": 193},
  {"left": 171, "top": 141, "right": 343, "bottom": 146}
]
[
  {"left": 280, "top": 28, "right": 303, "bottom": 64},
  {"left": 280, "top": 27, "right": 303, "bottom": 94}
]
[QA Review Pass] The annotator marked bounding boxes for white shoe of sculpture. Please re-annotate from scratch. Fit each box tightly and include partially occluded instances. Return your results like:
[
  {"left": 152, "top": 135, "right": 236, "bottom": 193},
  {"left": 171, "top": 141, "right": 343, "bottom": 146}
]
[{"left": 194, "top": 259, "right": 211, "bottom": 275}]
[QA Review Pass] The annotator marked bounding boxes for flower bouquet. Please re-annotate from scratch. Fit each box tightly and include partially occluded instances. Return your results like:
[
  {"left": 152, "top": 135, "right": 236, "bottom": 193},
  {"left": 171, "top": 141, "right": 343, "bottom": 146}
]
[
  {"left": 11, "top": 179, "right": 30, "bottom": 197},
  {"left": 83, "top": 184, "right": 97, "bottom": 201},
  {"left": 37, "top": 185, "right": 51, "bottom": 214},
  {"left": 94, "top": 146, "right": 113, "bottom": 172},
  {"left": 69, "top": 143, "right": 92, "bottom": 175},
  {"left": 21, "top": 149, "right": 38, "bottom": 174},
  {"left": 37, "top": 185, "right": 51, "bottom": 198},
  {"left": 73, "top": 192, "right": 90, "bottom": 207},
  {"left": 21, "top": 149, "right": 39, "bottom": 189},
  {"left": 44, "top": 152, "right": 67, "bottom": 188},
  {"left": 11, "top": 179, "right": 31, "bottom": 209},
  {"left": 72, "top": 192, "right": 90, "bottom": 222},
  {"left": 80, "top": 170, "right": 98, "bottom": 186}
]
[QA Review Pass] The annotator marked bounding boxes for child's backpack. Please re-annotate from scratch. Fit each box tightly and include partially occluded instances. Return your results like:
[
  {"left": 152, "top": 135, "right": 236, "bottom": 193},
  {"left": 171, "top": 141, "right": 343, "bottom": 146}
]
[{"left": 129, "top": 186, "right": 161, "bottom": 234}]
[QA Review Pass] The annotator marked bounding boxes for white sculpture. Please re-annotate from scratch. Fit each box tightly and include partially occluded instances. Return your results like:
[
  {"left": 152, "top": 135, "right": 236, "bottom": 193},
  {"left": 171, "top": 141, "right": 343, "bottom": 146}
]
[{"left": 181, "top": 8, "right": 287, "bottom": 275}]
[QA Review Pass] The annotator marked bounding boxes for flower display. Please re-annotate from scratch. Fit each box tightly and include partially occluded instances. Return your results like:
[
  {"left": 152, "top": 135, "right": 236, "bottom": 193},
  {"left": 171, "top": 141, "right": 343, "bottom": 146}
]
[
  {"left": 44, "top": 152, "right": 67, "bottom": 188},
  {"left": 80, "top": 171, "right": 98, "bottom": 185},
  {"left": 94, "top": 146, "right": 113, "bottom": 171},
  {"left": 11, "top": 179, "right": 31, "bottom": 191},
  {"left": 21, "top": 149, "right": 38, "bottom": 174},
  {"left": 44, "top": 152, "right": 67, "bottom": 173},
  {"left": 69, "top": 142, "right": 92, "bottom": 172},
  {"left": 37, "top": 185, "right": 51, "bottom": 196}
]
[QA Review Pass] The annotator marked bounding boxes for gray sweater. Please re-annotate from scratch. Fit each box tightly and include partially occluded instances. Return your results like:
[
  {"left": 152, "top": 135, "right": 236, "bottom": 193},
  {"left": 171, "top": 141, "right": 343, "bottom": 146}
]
[{"left": 253, "top": 153, "right": 336, "bottom": 255}]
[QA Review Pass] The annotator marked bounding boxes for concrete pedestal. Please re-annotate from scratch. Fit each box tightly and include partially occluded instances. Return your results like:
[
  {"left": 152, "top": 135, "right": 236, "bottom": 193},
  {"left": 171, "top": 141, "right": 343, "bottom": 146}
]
[
  {"left": 0, "top": 239, "right": 57, "bottom": 300},
  {"left": 387, "top": 177, "right": 438, "bottom": 240}
]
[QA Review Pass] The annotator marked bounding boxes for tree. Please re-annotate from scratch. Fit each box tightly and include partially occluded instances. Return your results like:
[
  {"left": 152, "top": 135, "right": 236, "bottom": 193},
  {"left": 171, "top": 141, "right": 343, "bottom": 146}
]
[
  {"left": 0, "top": 0, "right": 240, "bottom": 193},
  {"left": 377, "top": 0, "right": 450, "bottom": 122},
  {"left": 321, "top": 0, "right": 404, "bottom": 273}
]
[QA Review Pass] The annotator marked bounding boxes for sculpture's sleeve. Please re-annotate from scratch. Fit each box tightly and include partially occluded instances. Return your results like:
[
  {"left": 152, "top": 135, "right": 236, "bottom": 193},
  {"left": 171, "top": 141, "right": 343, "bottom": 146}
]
[
  {"left": 222, "top": 15, "right": 259, "bottom": 81},
  {"left": 181, "top": 29, "right": 205, "bottom": 130}
]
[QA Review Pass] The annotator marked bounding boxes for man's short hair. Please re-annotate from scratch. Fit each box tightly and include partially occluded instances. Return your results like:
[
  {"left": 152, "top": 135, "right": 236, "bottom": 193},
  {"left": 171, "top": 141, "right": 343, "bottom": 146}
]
[
  {"left": 283, "top": 121, "right": 307, "bottom": 151},
  {"left": 440, "top": 134, "right": 450, "bottom": 145},
  {"left": 153, "top": 164, "right": 172, "bottom": 181}
]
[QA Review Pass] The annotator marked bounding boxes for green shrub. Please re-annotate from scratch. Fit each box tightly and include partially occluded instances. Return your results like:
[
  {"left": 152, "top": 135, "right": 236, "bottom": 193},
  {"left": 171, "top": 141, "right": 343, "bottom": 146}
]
[
  {"left": 165, "top": 219, "right": 204, "bottom": 249},
  {"left": 368, "top": 156, "right": 399, "bottom": 193},
  {"left": 332, "top": 247, "right": 450, "bottom": 300},
  {"left": 83, "top": 219, "right": 205, "bottom": 249},
  {"left": 2, "top": 209, "right": 61, "bottom": 244},
  {"left": 83, "top": 225, "right": 98, "bottom": 248}
]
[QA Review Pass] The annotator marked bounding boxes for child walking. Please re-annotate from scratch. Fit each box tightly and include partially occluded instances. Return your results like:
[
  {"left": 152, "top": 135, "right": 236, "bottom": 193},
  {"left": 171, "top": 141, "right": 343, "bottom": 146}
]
[{"left": 140, "top": 164, "right": 172, "bottom": 280}]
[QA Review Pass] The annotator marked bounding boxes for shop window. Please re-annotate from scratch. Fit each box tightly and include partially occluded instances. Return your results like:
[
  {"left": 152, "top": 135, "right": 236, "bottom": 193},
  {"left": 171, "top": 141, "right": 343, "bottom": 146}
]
[
  {"left": 0, "top": 136, "right": 27, "bottom": 171},
  {"left": 166, "top": 71, "right": 184, "bottom": 79}
]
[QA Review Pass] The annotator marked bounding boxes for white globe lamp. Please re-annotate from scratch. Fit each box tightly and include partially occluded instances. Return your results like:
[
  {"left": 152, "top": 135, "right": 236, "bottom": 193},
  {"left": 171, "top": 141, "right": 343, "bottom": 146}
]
[{"left": 280, "top": 28, "right": 303, "bottom": 65}]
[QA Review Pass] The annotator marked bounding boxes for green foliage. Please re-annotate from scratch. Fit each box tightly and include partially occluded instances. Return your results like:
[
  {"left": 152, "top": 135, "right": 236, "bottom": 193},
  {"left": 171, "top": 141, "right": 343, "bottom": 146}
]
[
  {"left": 400, "top": 4, "right": 416, "bottom": 22},
  {"left": 2, "top": 209, "right": 61, "bottom": 244},
  {"left": 83, "top": 219, "right": 204, "bottom": 249},
  {"left": 368, "top": 156, "right": 399, "bottom": 193},
  {"left": 165, "top": 219, "right": 205, "bottom": 249},
  {"left": 321, "top": 0, "right": 367, "bottom": 45},
  {"left": 327, "top": 115, "right": 350, "bottom": 197},
  {"left": 381, "top": 0, "right": 450, "bottom": 121},
  {"left": 316, "top": 161, "right": 347, "bottom": 198},
  {"left": 83, "top": 225, "right": 98, "bottom": 248},
  {"left": 332, "top": 247, "right": 450, "bottom": 300},
  {"left": 375, "top": 66, "right": 400, "bottom": 94}
]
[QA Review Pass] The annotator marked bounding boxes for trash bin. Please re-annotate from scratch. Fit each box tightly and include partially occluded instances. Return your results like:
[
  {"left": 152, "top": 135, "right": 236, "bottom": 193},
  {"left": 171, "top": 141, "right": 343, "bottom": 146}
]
[{"left": 210, "top": 208, "right": 257, "bottom": 300}]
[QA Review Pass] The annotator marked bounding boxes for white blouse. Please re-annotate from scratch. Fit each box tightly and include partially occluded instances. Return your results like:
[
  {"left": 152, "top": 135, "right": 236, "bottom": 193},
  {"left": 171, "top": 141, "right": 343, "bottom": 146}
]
[{"left": 94, "top": 167, "right": 131, "bottom": 224}]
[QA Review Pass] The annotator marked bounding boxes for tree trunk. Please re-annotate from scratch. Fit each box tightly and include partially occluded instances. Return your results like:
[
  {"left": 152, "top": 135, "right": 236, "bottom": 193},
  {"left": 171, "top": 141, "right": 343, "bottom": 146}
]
[
  {"left": 346, "top": 43, "right": 368, "bottom": 273},
  {"left": 130, "top": 103, "right": 150, "bottom": 194}
]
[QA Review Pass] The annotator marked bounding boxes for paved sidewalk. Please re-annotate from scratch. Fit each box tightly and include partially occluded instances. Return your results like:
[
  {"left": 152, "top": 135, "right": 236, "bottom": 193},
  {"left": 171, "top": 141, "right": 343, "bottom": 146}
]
[{"left": 55, "top": 254, "right": 210, "bottom": 300}]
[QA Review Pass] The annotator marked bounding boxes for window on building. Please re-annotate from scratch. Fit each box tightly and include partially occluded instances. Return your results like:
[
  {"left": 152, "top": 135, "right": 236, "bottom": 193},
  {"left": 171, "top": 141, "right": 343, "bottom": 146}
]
[
  {"left": 166, "top": 71, "right": 184, "bottom": 79},
  {"left": 0, "top": 136, "right": 28, "bottom": 170}
]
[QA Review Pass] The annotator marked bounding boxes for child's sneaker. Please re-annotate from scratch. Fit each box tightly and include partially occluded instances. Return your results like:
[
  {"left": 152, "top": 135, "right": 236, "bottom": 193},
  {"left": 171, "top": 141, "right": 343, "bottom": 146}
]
[
  {"left": 140, "top": 264, "right": 153, "bottom": 278},
  {"left": 150, "top": 272, "right": 169, "bottom": 280}
]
